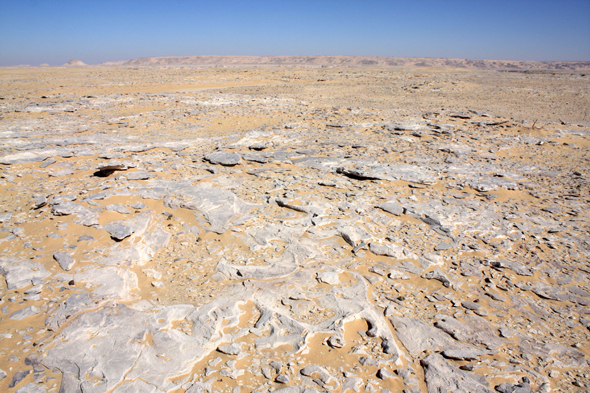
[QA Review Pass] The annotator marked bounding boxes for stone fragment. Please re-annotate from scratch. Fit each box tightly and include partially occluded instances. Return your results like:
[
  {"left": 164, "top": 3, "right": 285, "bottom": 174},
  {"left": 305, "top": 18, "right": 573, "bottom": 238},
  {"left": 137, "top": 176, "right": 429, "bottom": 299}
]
[
  {"left": 389, "top": 316, "right": 462, "bottom": 355},
  {"left": 369, "top": 242, "right": 406, "bottom": 259},
  {"left": 316, "top": 271, "right": 340, "bottom": 285},
  {"left": 32, "top": 197, "right": 47, "bottom": 209},
  {"left": 435, "top": 315, "right": 503, "bottom": 348},
  {"left": 103, "top": 224, "right": 135, "bottom": 241},
  {"left": 0, "top": 257, "right": 51, "bottom": 290},
  {"left": 377, "top": 200, "right": 403, "bottom": 216},
  {"left": 130, "top": 201, "right": 146, "bottom": 209},
  {"left": 9, "top": 370, "right": 31, "bottom": 388},
  {"left": 442, "top": 348, "right": 489, "bottom": 361},
  {"left": 15, "top": 383, "right": 47, "bottom": 393},
  {"left": 421, "top": 353, "right": 493, "bottom": 393},
  {"left": 127, "top": 171, "right": 156, "bottom": 180},
  {"left": 105, "top": 204, "right": 131, "bottom": 214},
  {"left": 300, "top": 365, "right": 333, "bottom": 384},
  {"left": 10, "top": 306, "right": 41, "bottom": 320},
  {"left": 53, "top": 252, "right": 75, "bottom": 271},
  {"left": 205, "top": 152, "right": 241, "bottom": 166},
  {"left": 51, "top": 201, "right": 99, "bottom": 226},
  {"left": 376, "top": 368, "right": 395, "bottom": 380},
  {"left": 217, "top": 343, "right": 241, "bottom": 355},
  {"left": 422, "top": 268, "right": 452, "bottom": 287},
  {"left": 461, "top": 301, "right": 481, "bottom": 310}
]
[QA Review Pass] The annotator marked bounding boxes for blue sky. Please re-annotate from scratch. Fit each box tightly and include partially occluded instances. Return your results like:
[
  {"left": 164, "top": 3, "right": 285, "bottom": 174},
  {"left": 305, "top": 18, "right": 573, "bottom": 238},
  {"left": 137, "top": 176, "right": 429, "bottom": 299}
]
[{"left": 1, "top": 0, "right": 589, "bottom": 66}]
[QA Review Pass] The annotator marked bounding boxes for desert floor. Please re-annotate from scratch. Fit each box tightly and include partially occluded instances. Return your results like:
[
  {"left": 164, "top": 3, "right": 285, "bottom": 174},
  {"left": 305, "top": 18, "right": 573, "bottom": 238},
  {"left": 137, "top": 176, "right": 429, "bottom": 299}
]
[{"left": 0, "top": 65, "right": 589, "bottom": 393}]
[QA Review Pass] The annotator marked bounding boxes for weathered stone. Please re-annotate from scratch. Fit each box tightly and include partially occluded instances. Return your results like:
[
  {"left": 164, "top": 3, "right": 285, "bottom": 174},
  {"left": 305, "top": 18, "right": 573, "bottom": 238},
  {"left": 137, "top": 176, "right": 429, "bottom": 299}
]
[
  {"left": 205, "top": 152, "right": 242, "bottom": 166},
  {"left": 53, "top": 252, "right": 75, "bottom": 271},
  {"left": 217, "top": 343, "right": 242, "bottom": 355},
  {"left": 421, "top": 353, "right": 493, "bottom": 393},
  {"left": 10, "top": 306, "right": 41, "bottom": 320}
]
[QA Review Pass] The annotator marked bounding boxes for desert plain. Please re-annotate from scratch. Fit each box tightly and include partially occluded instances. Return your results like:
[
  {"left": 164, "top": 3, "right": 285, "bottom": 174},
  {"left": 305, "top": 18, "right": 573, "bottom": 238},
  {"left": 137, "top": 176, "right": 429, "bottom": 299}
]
[{"left": 0, "top": 57, "right": 590, "bottom": 393}]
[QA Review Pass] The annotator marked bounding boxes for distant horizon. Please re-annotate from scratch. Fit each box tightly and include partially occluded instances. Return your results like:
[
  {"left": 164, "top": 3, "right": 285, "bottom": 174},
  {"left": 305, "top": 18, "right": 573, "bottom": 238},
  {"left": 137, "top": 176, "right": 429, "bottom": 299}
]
[
  {"left": 1, "top": 1, "right": 589, "bottom": 67},
  {"left": 4, "top": 54, "right": 590, "bottom": 68}
]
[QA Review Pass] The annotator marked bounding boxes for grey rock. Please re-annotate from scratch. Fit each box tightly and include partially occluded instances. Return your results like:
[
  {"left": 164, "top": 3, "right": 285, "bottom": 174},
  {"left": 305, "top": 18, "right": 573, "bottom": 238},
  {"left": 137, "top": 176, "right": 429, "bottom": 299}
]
[
  {"left": 270, "top": 360, "right": 283, "bottom": 372},
  {"left": 377, "top": 200, "right": 403, "bottom": 216},
  {"left": 40, "top": 157, "right": 57, "bottom": 168},
  {"left": 249, "top": 142, "right": 272, "bottom": 150},
  {"left": 14, "top": 383, "right": 47, "bottom": 393},
  {"left": 10, "top": 306, "right": 41, "bottom": 320},
  {"left": 435, "top": 315, "right": 503, "bottom": 347},
  {"left": 130, "top": 201, "right": 146, "bottom": 209},
  {"left": 45, "top": 293, "right": 95, "bottom": 331},
  {"left": 0, "top": 257, "right": 51, "bottom": 290},
  {"left": 422, "top": 268, "right": 453, "bottom": 287},
  {"left": 77, "top": 234, "right": 96, "bottom": 242},
  {"left": 217, "top": 343, "right": 241, "bottom": 355},
  {"left": 96, "top": 161, "right": 134, "bottom": 171},
  {"left": 341, "top": 377, "right": 363, "bottom": 392},
  {"left": 50, "top": 168, "right": 74, "bottom": 177},
  {"left": 127, "top": 171, "right": 157, "bottom": 180},
  {"left": 495, "top": 378, "right": 531, "bottom": 393},
  {"left": 179, "top": 186, "right": 254, "bottom": 234},
  {"left": 1, "top": 151, "right": 54, "bottom": 165},
  {"left": 0, "top": 212, "right": 13, "bottom": 223},
  {"left": 300, "top": 365, "right": 334, "bottom": 384},
  {"left": 103, "top": 223, "right": 135, "bottom": 241},
  {"left": 327, "top": 335, "right": 346, "bottom": 348},
  {"left": 0, "top": 368, "right": 6, "bottom": 381},
  {"left": 111, "top": 379, "right": 166, "bottom": 392},
  {"left": 77, "top": 266, "right": 138, "bottom": 301},
  {"left": 205, "top": 152, "right": 241, "bottom": 166},
  {"left": 241, "top": 152, "right": 269, "bottom": 163},
  {"left": 369, "top": 242, "right": 406, "bottom": 259},
  {"left": 389, "top": 316, "right": 462, "bottom": 355},
  {"left": 51, "top": 201, "right": 99, "bottom": 226},
  {"left": 434, "top": 242, "right": 453, "bottom": 251},
  {"left": 421, "top": 353, "right": 493, "bottom": 393},
  {"left": 490, "top": 260, "right": 532, "bottom": 276},
  {"left": 9, "top": 370, "right": 31, "bottom": 388},
  {"left": 316, "top": 271, "right": 340, "bottom": 285},
  {"left": 337, "top": 163, "right": 437, "bottom": 184},
  {"left": 274, "top": 388, "right": 318, "bottom": 393},
  {"left": 105, "top": 204, "right": 131, "bottom": 214},
  {"left": 53, "top": 252, "right": 75, "bottom": 271},
  {"left": 442, "top": 348, "right": 490, "bottom": 360},
  {"left": 461, "top": 301, "right": 481, "bottom": 310},
  {"left": 275, "top": 373, "right": 290, "bottom": 383},
  {"left": 32, "top": 196, "right": 47, "bottom": 209},
  {"left": 376, "top": 368, "right": 395, "bottom": 380}
]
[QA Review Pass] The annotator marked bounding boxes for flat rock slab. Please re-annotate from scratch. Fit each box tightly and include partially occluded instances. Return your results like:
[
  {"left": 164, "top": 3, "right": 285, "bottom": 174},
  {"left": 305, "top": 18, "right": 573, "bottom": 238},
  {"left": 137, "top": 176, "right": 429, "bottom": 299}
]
[
  {"left": 51, "top": 201, "right": 99, "bottom": 226},
  {"left": 10, "top": 306, "right": 41, "bottom": 320},
  {"left": 53, "top": 252, "right": 75, "bottom": 271},
  {"left": 179, "top": 186, "right": 253, "bottom": 233},
  {"left": 389, "top": 316, "right": 465, "bottom": 355},
  {"left": 421, "top": 353, "right": 494, "bottom": 393},
  {"left": 205, "top": 152, "right": 242, "bottom": 166},
  {"left": 103, "top": 224, "right": 135, "bottom": 241},
  {"left": 0, "top": 257, "right": 51, "bottom": 290},
  {"left": 377, "top": 200, "right": 403, "bottom": 216}
]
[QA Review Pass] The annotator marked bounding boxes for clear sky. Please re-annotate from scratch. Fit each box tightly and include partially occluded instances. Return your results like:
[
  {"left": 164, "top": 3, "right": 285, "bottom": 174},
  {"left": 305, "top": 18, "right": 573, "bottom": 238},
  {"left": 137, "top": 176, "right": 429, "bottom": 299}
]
[{"left": 1, "top": 0, "right": 589, "bottom": 66}]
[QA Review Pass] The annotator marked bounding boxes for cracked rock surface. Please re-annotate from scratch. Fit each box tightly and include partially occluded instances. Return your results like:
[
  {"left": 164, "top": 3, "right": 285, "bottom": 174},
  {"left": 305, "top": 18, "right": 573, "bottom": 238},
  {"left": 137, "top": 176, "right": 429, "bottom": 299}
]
[{"left": 0, "top": 65, "right": 589, "bottom": 392}]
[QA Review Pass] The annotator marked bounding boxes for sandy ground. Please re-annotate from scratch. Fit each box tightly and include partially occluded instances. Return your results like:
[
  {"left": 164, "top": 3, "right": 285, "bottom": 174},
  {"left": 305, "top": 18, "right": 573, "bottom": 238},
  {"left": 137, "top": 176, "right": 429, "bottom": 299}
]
[{"left": 0, "top": 65, "right": 589, "bottom": 393}]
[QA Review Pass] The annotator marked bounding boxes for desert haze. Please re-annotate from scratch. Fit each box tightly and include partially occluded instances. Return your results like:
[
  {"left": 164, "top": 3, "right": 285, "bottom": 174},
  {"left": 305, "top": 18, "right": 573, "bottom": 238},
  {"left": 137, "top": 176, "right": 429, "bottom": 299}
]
[{"left": 95, "top": 55, "right": 590, "bottom": 71}]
